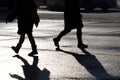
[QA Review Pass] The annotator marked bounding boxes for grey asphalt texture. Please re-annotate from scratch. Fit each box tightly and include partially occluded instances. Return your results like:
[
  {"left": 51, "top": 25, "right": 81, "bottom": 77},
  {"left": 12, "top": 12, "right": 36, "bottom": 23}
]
[{"left": 0, "top": 8, "right": 120, "bottom": 80}]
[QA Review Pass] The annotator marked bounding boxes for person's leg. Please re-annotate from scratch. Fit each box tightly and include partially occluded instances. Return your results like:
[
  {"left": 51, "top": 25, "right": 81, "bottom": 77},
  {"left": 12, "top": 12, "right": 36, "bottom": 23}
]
[
  {"left": 77, "top": 28, "right": 88, "bottom": 49},
  {"left": 12, "top": 34, "right": 25, "bottom": 53},
  {"left": 27, "top": 33, "right": 38, "bottom": 56},
  {"left": 77, "top": 27, "right": 82, "bottom": 44},
  {"left": 53, "top": 29, "right": 71, "bottom": 48}
]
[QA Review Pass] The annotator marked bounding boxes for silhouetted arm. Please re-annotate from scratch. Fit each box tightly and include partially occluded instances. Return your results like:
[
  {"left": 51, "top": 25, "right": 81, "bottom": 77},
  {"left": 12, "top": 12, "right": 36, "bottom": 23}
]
[
  {"left": 9, "top": 73, "right": 24, "bottom": 80},
  {"left": 32, "top": 1, "right": 40, "bottom": 27}
]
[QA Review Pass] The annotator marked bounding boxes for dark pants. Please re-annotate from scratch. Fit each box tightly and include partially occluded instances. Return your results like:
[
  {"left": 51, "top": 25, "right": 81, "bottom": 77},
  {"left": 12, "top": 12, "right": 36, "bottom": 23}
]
[{"left": 55, "top": 27, "right": 83, "bottom": 45}]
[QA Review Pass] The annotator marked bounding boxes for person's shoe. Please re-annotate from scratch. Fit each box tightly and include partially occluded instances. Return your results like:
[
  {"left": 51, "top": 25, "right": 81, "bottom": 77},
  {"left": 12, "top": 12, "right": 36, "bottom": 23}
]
[
  {"left": 11, "top": 44, "right": 21, "bottom": 53},
  {"left": 28, "top": 45, "right": 38, "bottom": 56},
  {"left": 77, "top": 44, "right": 88, "bottom": 49},
  {"left": 11, "top": 46, "right": 19, "bottom": 53},
  {"left": 53, "top": 38, "right": 59, "bottom": 48},
  {"left": 28, "top": 51, "right": 38, "bottom": 56}
]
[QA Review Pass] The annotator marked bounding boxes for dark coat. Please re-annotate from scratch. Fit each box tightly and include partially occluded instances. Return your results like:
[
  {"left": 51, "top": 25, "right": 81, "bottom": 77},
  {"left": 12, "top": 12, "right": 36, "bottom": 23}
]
[
  {"left": 17, "top": 0, "right": 39, "bottom": 35},
  {"left": 6, "top": 0, "right": 40, "bottom": 35},
  {"left": 64, "top": 0, "right": 83, "bottom": 29}
]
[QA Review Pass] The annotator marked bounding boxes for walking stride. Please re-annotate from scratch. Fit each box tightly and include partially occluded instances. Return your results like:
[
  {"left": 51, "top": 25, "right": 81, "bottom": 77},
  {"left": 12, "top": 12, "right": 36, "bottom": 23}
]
[
  {"left": 5, "top": 0, "right": 40, "bottom": 56},
  {"left": 53, "top": 0, "right": 88, "bottom": 50}
]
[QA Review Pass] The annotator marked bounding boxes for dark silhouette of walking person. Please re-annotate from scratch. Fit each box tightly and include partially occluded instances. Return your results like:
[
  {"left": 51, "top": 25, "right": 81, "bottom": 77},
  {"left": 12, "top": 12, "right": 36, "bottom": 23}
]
[
  {"left": 53, "top": 0, "right": 88, "bottom": 50},
  {"left": 5, "top": 0, "right": 40, "bottom": 56}
]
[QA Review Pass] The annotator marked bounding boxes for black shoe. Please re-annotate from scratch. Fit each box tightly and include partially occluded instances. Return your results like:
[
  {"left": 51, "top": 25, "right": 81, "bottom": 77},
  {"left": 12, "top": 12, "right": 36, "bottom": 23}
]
[
  {"left": 11, "top": 46, "right": 19, "bottom": 53},
  {"left": 53, "top": 38, "right": 59, "bottom": 48},
  {"left": 77, "top": 44, "right": 88, "bottom": 49},
  {"left": 28, "top": 51, "right": 38, "bottom": 56}
]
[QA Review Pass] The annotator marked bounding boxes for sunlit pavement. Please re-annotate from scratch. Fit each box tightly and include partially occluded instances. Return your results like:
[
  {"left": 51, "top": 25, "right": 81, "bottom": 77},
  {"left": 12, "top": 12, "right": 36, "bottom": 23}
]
[{"left": 0, "top": 11, "right": 120, "bottom": 79}]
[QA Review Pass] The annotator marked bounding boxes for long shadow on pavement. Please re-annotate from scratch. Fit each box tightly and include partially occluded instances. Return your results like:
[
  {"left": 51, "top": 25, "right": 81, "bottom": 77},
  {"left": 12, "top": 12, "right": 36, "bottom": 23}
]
[
  {"left": 57, "top": 48, "right": 115, "bottom": 79},
  {"left": 9, "top": 55, "right": 50, "bottom": 80}
]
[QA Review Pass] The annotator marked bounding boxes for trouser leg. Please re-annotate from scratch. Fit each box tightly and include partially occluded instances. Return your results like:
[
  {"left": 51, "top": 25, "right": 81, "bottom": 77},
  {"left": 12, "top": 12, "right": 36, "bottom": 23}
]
[
  {"left": 53, "top": 29, "right": 71, "bottom": 48},
  {"left": 12, "top": 34, "right": 25, "bottom": 53},
  {"left": 77, "top": 28, "right": 83, "bottom": 45},
  {"left": 27, "top": 33, "right": 38, "bottom": 56}
]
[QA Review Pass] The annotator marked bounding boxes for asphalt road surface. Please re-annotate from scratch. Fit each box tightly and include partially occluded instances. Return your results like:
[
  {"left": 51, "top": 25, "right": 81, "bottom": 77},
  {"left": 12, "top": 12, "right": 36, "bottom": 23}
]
[{"left": 0, "top": 8, "right": 120, "bottom": 80}]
